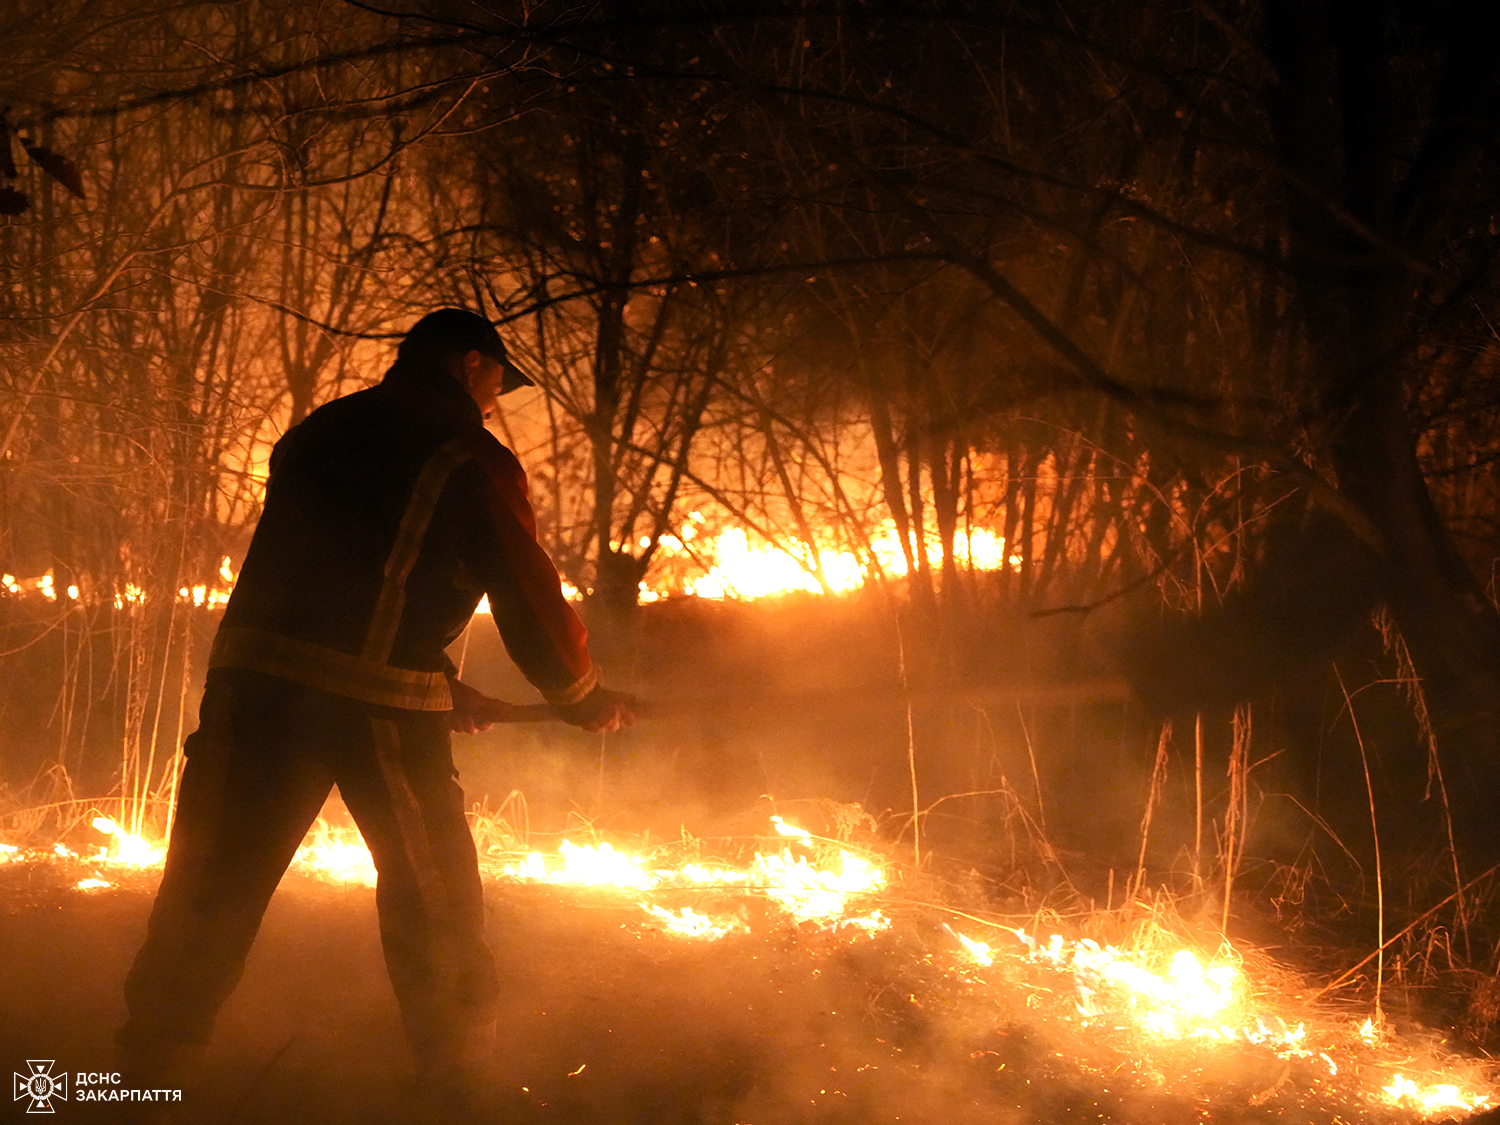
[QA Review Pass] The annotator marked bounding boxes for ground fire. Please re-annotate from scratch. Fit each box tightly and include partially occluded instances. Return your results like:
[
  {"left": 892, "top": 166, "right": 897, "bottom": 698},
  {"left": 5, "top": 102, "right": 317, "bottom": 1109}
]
[{"left": 2, "top": 799, "right": 1490, "bottom": 1122}]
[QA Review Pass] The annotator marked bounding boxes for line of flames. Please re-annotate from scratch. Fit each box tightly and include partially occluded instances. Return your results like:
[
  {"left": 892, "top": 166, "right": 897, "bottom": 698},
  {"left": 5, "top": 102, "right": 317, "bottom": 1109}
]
[
  {"left": 3, "top": 516, "right": 1018, "bottom": 612},
  {"left": 1, "top": 814, "right": 1491, "bottom": 1118},
  {"left": 2, "top": 556, "right": 237, "bottom": 610}
]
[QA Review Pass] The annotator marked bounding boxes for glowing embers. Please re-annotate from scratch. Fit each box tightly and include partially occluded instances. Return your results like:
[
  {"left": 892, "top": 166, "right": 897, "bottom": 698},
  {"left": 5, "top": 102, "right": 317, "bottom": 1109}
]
[{"left": 500, "top": 817, "right": 890, "bottom": 938}]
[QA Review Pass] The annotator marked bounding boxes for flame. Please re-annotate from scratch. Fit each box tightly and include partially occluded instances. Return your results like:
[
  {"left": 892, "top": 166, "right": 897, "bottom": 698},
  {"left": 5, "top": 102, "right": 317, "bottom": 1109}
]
[
  {"left": 270, "top": 815, "right": 888, "bottom": 941},
  {"left": 947, "top": 926, "right": 994, "bottom": 967},
  {"left": 291, "top": 818, "right": 378, "bottom": 886},
  {"left": 644, "top": 905, "right": 742, "bottom": 939},
  {"left": 651, "top": 518, "right": 1012, "bottom": 600},
  {"left": 506, "top": 840, "right": 652, "bottom": 889},
  {"left": 933, "top": 924, "right": 1493, "bottom": 1112},
  {"left": 770, "top": 815, "right": 812, "bottom": 839},
  {"left": 838, "top": 910, "right": 891, "bottom": 934},
  {"left": 751, "top": 847, "right": 885, "bottom": 924},
  {"left": 178, "top": 560, "right": 235, "bottom": 609},
  {"left": 5, "top": 512, "right": 1025, "bottom": 608},
  {"left": 3, "top": 557, "right": 236, "bottom": 610},
  {"left": 24, "top": 807, "right": 1498, "bottom": 1116},
  {"left": 2, "top": 571, "right": 58, "bottom": 599},
  {"left": 470, "top": 513, "right": 1020, "bottom": 608},
  {"left": 992, "top": 928, "right": 1276, "bottom": 1045},
  {"left": 1384, "top": 1074, "right": 1491, "bottom": 1114},
  {"left": 497, "top": 822, "right": 889, "bottom": 935},
  {"left": 92, "top": 816, "right": 165, "bottom": 868}
]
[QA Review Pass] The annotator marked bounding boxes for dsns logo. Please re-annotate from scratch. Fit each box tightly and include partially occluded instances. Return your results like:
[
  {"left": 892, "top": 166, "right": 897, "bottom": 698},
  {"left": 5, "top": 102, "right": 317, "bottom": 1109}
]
[{"left": 12, "top": 1061, "right": 67, "bottom": 1113}]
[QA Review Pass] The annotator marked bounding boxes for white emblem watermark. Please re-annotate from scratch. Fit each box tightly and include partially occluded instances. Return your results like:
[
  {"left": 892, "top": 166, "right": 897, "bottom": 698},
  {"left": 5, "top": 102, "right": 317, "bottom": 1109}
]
[
  {"left": 12, "top": 1062, "right": 66, "bottom": 1114},
  {"left": 12, "top": 1062, "right": 182, "bottom": 1112}
]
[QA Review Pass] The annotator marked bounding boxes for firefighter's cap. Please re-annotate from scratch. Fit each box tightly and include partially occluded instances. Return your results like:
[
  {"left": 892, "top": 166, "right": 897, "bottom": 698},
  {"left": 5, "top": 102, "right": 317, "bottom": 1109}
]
[{"left": 399, "top": 308, "right": 536, "bottom": 393}]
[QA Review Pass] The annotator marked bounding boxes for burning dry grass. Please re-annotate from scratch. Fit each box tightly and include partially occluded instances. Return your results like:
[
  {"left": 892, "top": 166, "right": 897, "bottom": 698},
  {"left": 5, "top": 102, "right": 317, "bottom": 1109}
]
[{"left": 0, "top": 792, "right": 1494, "bottom": 1122}]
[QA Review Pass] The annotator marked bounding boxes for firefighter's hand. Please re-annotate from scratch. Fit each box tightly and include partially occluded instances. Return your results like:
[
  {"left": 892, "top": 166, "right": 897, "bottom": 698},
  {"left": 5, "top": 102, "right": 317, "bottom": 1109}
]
[
  {"left": 556, "top": 685, "right": 636, "bottom": 733},
  {"left": 448, "top": 678, "right": 516, "bottom": 733}
]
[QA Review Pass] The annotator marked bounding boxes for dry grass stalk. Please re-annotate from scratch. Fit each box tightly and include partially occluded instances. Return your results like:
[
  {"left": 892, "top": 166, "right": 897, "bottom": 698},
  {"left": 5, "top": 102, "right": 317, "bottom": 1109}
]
[
  {"left": 1222, "top": 703, "right": 1251, "bottom": 933},
  {"left": 1133, "top": 720, "right": 1172, "bottom": 901},
  {"left": 1375, "top": 606, "right": 1468, "bottom": 942},
  {"left": 1193, "top": 711, "right": 1204, "bottom": 893},
  {"left": 1335, "top": 663, "right": 1386, "bottom": 1025}
]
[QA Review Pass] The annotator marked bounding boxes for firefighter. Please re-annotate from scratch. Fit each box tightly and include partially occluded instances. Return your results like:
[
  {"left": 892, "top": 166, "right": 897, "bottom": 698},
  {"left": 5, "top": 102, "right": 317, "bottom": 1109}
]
[{"left": 117, "top": 308, "right": 633, "bottom": 1109}]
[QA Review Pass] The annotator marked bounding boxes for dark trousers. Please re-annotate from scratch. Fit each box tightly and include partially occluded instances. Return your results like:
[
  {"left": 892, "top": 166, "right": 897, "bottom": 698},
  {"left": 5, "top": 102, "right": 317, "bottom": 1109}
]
[{"left": 119, "top": 668, "right": 498, "bottom": 1066}]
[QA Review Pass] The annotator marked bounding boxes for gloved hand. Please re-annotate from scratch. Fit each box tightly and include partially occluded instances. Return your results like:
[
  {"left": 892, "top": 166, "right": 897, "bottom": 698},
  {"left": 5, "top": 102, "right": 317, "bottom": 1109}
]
[
  {"left": 555, "top": 685, "right": 636, "bottom": 733},
  {"left": 447, "top": 677, "right": 521, "bottom": 733}
]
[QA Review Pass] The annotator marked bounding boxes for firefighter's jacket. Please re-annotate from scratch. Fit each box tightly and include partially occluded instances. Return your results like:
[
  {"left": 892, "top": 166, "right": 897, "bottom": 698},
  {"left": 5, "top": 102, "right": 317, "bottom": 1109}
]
[{"left": 209, "top": 359, "right": 595, "bottom": 712}]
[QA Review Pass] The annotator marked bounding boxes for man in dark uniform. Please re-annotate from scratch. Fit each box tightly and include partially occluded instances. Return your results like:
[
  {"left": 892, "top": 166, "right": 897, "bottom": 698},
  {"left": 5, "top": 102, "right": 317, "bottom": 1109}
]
[{"left": 118, "top": 308, "right": 633, "bottom": 1100}]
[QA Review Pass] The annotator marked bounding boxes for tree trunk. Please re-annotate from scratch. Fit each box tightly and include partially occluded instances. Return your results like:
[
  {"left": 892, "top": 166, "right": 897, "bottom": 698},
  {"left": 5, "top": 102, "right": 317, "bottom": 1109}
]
[{"left": 1268, "top": 0, "right": 1500, "bottom": 861}]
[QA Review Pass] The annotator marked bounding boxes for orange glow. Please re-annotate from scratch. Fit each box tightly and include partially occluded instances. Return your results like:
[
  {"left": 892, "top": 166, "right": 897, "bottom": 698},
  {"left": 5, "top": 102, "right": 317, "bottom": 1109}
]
[{"left": 17, "top": 806, "right": 1496, "bottom": 1116}]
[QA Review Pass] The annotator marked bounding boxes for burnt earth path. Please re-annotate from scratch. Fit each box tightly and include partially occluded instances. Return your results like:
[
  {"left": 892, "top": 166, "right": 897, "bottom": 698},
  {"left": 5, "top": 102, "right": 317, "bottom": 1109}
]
[{"left": 0, "top": 862, "right": 1441, "bottom": 1125}]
